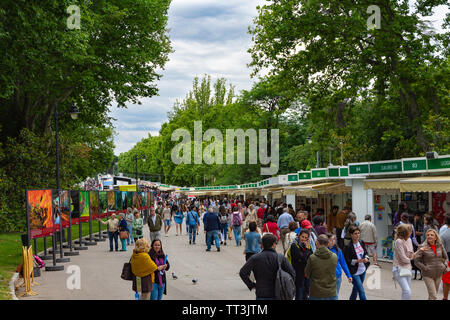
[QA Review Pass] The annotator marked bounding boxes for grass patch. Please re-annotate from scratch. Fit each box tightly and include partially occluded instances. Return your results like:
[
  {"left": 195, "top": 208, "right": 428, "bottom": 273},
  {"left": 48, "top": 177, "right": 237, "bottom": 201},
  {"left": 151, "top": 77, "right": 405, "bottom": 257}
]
[{"left": 0, "top": 221, "right": 107, "bottom": 300}]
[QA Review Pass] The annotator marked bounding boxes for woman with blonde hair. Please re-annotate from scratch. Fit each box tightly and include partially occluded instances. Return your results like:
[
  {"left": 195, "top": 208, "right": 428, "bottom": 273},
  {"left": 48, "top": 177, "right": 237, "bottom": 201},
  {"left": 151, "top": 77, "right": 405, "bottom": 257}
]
[
  {"left": 130, "top": 238, "right": 158, "bottom": 300},
  {"left": 414, "top": 229, "right": 449, "bottom": 300},
  {"left": 392, "top": 223, "right": 415, "bottom": 300}
]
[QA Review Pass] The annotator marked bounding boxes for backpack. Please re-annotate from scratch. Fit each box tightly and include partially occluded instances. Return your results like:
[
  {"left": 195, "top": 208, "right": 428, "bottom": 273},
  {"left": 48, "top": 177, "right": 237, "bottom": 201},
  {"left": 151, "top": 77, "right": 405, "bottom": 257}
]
[
  {"left": 274, "top": 254, "right": 296, "bottom": 300},
  {"left": 220, "top": 214, "right": 228, "bottom": 224},
  {"left": 285, "top": 242, "right": 299, "bottom": 265},
  {"left": 232, "top": 212, "right": 242, "bottom": 226},
  {"left": 34, "top": 255, "right": 45, "bottom": 268}
]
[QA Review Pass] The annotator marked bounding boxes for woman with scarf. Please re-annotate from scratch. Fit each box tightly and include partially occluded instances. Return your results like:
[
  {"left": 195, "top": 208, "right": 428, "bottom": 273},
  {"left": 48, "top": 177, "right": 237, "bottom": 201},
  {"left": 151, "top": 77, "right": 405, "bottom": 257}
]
[
  {"left": 149, "top": 239, "right": 171, "bottom": 300},
  {"left": 130, "top": 238, "right": 158, "bottom": 300}
]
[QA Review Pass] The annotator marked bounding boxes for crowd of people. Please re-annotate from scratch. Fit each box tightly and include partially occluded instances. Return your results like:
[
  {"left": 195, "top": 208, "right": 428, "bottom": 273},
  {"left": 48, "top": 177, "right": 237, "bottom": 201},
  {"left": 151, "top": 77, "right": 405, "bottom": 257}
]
[{"left": 100, "top": 191, "right": 449, "bottom": 300}]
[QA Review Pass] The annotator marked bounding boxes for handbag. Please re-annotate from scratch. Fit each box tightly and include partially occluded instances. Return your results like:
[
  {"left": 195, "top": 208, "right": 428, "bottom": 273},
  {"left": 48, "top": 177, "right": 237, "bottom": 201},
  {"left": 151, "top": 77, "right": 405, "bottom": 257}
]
[
  {"left": 135, "top": 229, "right": 142, "bottom": 236},
  {"left": 120, "top": 231, "right": 129, "bottom": 239},
  {"left": 398, "top": 267, "right": 412, "bottom": 277},
  {"left": 262, "top": 224, "right": 271, "bottom": 237},
  {"left": 121, "top": 259, "right": 133, "bottom": 281}
]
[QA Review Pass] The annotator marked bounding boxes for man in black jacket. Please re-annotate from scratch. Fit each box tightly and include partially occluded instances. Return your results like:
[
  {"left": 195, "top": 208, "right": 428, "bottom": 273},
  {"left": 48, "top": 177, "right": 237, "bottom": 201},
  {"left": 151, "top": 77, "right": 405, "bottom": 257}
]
[{"left": 239, "top": 234, "right": 296, "bottom": 300}]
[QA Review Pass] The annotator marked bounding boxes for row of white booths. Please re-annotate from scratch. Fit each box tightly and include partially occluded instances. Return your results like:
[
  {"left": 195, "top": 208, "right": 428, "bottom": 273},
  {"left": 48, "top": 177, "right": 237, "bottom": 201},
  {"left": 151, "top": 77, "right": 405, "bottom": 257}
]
[{"left": 176, "top": 155, "right": 450, "bottom": 262}]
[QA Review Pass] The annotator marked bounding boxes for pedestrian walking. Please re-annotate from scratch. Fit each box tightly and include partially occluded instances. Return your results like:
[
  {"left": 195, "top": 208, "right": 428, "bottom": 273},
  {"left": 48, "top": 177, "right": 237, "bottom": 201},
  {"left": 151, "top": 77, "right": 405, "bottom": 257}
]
[
  {"left": 125, "top": 208, "right": 134, "bottom": 245},
  {"left": 422, "top": 215, "right": 438, "bottom": 243},
  {"left": 256, "top": 202, "right": 265, "bottom": 230},
  {"left": 312, "top": 215, "right": 328, "bottom": 236},
  {"left": 290, "top": 229, "right": 312, "bottom": 300},
  {"left": 174, "top": 204, "right": 185, "bottom": 236},
  {"left": 326, "top": 233, "right": 352, "bottom": 298},
  {"left": 297, "top": 219, "right": 317, "bottom": 252},
  {"left": 239, "top": 234, "right": 295, "bottom": 300},
  {"left": 219, "top": 205, "right": 228, "bottom": 245},
  {"left": 205, "top": 207, "right": 221, "bottom": 252},
  {"left": 149, "top": 239, "right": 170, "bottom": 300},
  {"left": 359, "top": 214, "right": 379, "bottom": 267},
  {"left": 99, "top": 213, "right": 119, "bottom": 252},
  {"left": 244, "top": 222, "right": 262, "bottom": 261},
  {"left": 132, "top": 210, "right": 144, "bottom": 243},
  {"left": 326, "top": 206, "right": 339, "bottom": 235},
  {"left": 441, "top": 214, "right": 450, "bottom": 300},
  {"left": 162, "top": 203, "right": 172, "bottom": 237},
  {"left": 263, "top": 215, "right": 280, "bottom": 243},
  {"left": 278, "top": 208, "right": 295, "bottom": 254},
  {"left": 305, "top": 234, "right": 338, "bottom": 300},
  {"left": 130, "top": 238, "right": 157, "bottom": 300},
  {"left": 186, "top": 205, "right": 200, "bottom": 245},
  {"left": 245, "top": 204, "right": 258, "bottom": 233},
  {"left": 336, "top": 207, "right": 350, "bottom": 249},
  {"left": 343, "top": 226, "right": 370, "bottom": 300},
  {"left": 148, "top": 208, "right": 163, "bottom": 243},
  {"left": 231, "top": 206, "right": 243, "bottom": 246},
  {"left": 283, "top": 222, "right": 298, "bottom": 253},
  {"left": 343, "top": 212, "right": 359, "bottom": 247},
  {"left": 414, "top": 228, "right": 449, "bottom": 300},
  {"left": 118, "top": 213, "right": 128, "bottom": 251},
  {"left": 392, "top": 223, "right": 415, "bottom": 300}
]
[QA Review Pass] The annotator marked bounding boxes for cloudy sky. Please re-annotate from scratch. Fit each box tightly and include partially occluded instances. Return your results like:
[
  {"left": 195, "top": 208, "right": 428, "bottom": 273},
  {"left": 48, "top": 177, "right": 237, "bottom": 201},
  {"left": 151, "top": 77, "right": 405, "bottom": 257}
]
[
  {"left": 111, "top": 0, "right": 265, "bottom": 155},
  {"left": 110, "top": 0, "right": 448, "bottom": 155}
]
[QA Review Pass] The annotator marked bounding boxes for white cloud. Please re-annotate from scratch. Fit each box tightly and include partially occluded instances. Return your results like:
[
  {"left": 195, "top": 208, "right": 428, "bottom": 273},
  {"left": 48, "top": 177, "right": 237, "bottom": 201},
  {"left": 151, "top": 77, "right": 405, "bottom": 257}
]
[{"left": 111, "top": 0, "right": 265, "bottom": 154}]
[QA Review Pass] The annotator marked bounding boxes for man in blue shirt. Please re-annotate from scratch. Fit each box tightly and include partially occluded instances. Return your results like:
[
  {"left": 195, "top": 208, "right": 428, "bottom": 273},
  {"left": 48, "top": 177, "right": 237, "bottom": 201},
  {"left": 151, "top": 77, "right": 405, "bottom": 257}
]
[
  {"left": 204, "top": 208, "right": 221, "bottom": 252},
  {"left": 244, "top": 222, "right": 261, "bottom": 261},
  {"left": 278, "top": 208, "right": 294, "bottom": 254},
  {"left": 186, "top": 206, "right": 200, "bottom": 245}
]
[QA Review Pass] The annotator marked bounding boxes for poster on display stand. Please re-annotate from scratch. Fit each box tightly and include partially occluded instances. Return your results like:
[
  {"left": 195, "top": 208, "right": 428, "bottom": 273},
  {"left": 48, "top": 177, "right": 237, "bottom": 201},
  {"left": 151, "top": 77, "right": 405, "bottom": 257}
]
[
  {"left": 115, "top": 191, "right": 123, "bottom": 212},
  {"left": 70, "top": 190, "right": 80, "bottom": 225},
  {"left": 79, "top": 191, "right": 90, "bottom": 222},
  {"left": 107, "top": 191, "right": 115, "bottom": 213},
  {"left": 27, "top": 189, "right": 54, "bottom": 239},
  {"left": 52, "top": 190, "right": 70, "bottom": 230},
  {"left": 99, "top": 191, "right": 108, "bottom": 218}
]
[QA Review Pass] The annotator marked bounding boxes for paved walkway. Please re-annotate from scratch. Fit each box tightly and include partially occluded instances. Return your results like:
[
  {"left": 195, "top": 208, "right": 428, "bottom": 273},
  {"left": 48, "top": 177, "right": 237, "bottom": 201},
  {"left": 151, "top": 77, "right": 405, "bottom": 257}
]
[{"left": 17, "top": 222, "right": 434, "bottom": 300}]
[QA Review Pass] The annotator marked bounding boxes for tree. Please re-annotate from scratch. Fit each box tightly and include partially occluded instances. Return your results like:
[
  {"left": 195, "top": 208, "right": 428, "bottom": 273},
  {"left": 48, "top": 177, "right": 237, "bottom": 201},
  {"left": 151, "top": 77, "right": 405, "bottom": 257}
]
[
  {"left": 249, "top": 0, "right": 449, "bottom": 156},
  {"left": 0, "top": 0, "right": 172, "bottom": 140}
]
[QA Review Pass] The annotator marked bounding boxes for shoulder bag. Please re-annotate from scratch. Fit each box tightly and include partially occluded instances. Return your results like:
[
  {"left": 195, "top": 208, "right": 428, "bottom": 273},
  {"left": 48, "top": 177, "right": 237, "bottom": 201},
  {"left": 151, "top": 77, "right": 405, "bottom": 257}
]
[{"left": 121, "top": 258, "right": 133, "bottom": 281}]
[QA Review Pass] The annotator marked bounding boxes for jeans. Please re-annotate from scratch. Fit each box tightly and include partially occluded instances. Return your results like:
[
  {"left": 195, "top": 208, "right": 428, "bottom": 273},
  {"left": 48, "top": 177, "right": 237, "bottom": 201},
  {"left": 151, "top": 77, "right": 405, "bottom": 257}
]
[
  {"left": 336, "top": 275, "right": 342, "bottom": 297},
  {"left": 393, "top": 268, "right": 412, "bottom": 300},
  {"left": 150, "top": 283, "right": 165, "bottom": 300},
  {"left": 108, "top": 231, "right": 119, "bottom": 251},
  {"left": 350, "top": 272, "right": 367, "bottom": 300},
  {"left": 295, "top": 278, "right": 310, "bottom": 300},
  {"left": 233, "top": 225, "right": 241, "bottom": 246},
  {"left": 310, "top": 296, "right": 338, "bottom": 300},
  {"left": 220, "top": 223, "right": 228, "bottom": 241},
  {"left": 127, "top": 225, "right": 133, "bottom": 245},
  {"left": 207, "top": 230, "right": 220, "bottom": 250},
  {"left": 150, "top": 231, "right": 161, "bottom": 243},
  {"left": 188, "top": 225, "right": 197, "bottom": 243},
  {"left": 120, "top": 238, "right": 127, "bottom": 251}
]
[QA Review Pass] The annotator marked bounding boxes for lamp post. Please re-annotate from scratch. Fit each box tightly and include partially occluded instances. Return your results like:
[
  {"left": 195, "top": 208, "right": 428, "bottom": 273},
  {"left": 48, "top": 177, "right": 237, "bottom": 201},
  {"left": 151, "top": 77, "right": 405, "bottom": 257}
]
[
  {"left": 46, "top": 103, "right": 80, "bottom": 272},
  {"left": 306, "top": 136, "right": 319, "bottom": 168}
]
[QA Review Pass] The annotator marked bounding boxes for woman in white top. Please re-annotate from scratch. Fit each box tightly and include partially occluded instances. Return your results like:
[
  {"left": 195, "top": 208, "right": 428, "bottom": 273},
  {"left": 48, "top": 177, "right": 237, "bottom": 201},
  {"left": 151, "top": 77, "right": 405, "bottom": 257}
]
[
  {"left": 392, "top": 223, "right": 415, "bottom": 300},
  {"left": 245, "top": 204, "right": 258, "bottom": 232}
]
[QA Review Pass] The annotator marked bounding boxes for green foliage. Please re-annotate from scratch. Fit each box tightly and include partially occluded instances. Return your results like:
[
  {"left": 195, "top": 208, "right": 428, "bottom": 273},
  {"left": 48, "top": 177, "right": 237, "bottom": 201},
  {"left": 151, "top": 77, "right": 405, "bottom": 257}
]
[{"left": 249, "top": 0, "right": 449, "bottom": 161}]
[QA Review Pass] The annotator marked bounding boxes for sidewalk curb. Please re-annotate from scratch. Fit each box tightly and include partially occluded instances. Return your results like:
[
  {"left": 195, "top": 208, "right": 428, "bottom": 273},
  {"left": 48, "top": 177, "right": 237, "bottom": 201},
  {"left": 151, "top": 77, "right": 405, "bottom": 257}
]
[{"left": 9, "top": 272, "right": 19, "bottom": 300}]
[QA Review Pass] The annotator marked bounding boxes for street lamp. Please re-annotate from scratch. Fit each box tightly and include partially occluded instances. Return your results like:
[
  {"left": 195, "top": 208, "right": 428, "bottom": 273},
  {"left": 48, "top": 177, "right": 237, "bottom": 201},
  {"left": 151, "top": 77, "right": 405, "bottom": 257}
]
[
  {"left": 46, "top": 102, "right": 79, "bottom": 272},
  {"left": 135, "top": 154, "right": 146, "bottom": 192},
  {"left": 306, "top": 135, "right": 319, "bottom": 168}
]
